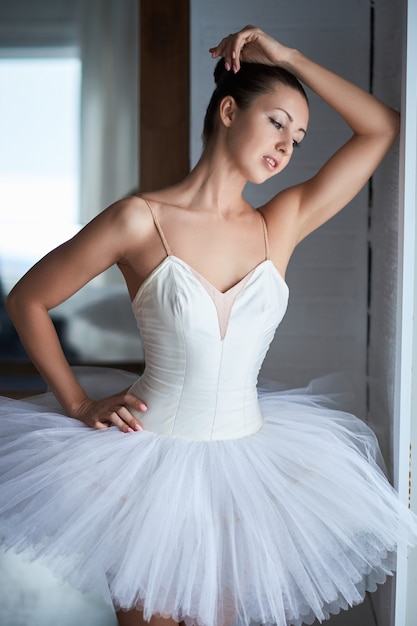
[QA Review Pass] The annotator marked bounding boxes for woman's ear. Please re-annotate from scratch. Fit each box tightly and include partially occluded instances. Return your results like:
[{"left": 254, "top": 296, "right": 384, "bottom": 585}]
[{"left": 219, "top": 96, "right": 237, "bottom": 129}]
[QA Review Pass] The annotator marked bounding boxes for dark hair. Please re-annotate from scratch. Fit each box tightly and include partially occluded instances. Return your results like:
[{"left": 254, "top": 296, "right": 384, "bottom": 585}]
[{"left": 202, "top": 60, "right": 308, "bottom": 144}]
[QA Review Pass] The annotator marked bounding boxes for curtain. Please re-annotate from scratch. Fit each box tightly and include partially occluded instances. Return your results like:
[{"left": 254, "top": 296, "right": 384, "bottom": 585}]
[{"left": 79, "top": 0, "right": 139, "bottom": 225}]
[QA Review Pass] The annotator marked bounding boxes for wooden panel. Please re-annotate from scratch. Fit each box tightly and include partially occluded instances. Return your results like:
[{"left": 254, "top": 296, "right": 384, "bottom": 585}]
[{"left": 140, "top": 0, "right": 189, "bottom": 190}]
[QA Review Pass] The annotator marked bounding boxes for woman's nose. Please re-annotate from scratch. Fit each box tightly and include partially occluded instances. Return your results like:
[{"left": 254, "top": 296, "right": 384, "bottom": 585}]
[{"left": 276, "top": 137, "right": 293, "bottom": 155}]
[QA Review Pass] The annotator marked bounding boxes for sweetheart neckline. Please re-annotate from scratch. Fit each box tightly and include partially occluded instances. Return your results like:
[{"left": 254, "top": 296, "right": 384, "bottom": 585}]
[{"left": 131, "top": 255, "right": 288, "bottom": 305}]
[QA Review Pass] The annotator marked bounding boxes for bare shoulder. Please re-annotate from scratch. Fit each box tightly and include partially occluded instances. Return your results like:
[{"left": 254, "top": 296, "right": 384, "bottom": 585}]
[
  {"left": 103, "top": 195, "right": 151, "bottom": 227},
  {"left": 113, "top": 190, "right": 183, "bottom": 223},
  {"left": 93, "top": 195, "right": 157, "bottom": 248}
]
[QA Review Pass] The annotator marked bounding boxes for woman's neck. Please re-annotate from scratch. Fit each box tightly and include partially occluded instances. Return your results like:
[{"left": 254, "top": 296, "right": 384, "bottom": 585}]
[{"left": 174, "top": 141, "right": 250, "bottom": 215}]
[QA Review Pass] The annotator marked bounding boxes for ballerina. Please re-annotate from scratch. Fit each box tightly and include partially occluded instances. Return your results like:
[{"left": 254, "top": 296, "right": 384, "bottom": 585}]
[{"left": 1, "top": 25, "right": 416, "bottom": 626}]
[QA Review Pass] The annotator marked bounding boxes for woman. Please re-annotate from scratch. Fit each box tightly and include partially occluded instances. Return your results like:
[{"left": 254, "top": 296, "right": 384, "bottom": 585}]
[{"left": 1, "top": 26, "right": 416, "bottom": 626}]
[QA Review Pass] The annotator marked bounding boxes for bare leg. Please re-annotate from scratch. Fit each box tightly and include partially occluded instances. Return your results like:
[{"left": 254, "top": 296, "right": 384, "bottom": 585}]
[{"left": 116, "top": 609, "right": 182, "bottom": 626}]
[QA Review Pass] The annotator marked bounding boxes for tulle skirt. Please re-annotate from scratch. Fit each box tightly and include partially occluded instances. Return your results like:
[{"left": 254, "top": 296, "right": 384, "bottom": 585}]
[{"left": 0, "top": 367, "right": 416, "bottom": 626}]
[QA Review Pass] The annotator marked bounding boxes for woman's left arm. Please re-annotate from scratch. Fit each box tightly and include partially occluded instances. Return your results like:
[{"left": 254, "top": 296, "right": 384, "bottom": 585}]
[{"left": 277, "top": 45, "right": 400, "bottom": 241}]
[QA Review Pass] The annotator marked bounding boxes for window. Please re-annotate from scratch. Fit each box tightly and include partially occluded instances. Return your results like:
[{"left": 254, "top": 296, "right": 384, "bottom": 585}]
[{"left": 0, "top": 53, "right": 81, "bottom": 292}]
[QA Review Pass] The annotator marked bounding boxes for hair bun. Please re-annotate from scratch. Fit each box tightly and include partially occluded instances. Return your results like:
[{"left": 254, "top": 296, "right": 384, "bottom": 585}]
[{"left": 213, "top": 59, "right": 228, "bottom": 86}]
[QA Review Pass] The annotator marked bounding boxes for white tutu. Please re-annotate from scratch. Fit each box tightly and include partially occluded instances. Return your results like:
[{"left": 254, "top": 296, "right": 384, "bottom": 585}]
[
  {"left": 0, "top": 367, "right": 416, "bottom": 626},
  {"left": 1, "top": 251, "right": 417, "bottom": 626}
]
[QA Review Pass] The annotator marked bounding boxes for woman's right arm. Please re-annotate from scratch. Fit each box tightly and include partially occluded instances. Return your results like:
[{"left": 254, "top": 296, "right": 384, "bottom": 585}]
[{"left": 6, "top": 198, "right": 147, "bottom": 432}]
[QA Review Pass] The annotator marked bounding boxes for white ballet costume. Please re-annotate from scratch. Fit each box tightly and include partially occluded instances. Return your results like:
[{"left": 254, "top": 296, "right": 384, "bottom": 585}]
[{"left": 0, "top": 199, "right": 416, "bottom": 626}]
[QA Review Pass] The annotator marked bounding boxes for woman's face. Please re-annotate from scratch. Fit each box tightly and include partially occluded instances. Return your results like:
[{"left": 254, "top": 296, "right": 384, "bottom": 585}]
[{"left": 224, "top": 83, "right": 309, "bottom": 184}]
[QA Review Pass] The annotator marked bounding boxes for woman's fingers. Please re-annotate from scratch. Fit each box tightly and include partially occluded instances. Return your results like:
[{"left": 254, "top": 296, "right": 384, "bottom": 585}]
[
  {"left": 77, "top": 391, "right": 147, "bottom": 433},
  {"left": 106, "top": 406, "right": 143, "bottom": 433},
  {"left": 209, "top": 26, "right": 284, "bottom": 72},
  {"left": 122, "top": 392, "right": 148, "bottom": 414},
  {"left": 105, "top": 392, "right": 146, "bottom": 433},
  {"left": 209, "top": 26, "right": 260, "bottom": 72},
  {"left": 209, "top": 35, "right": 241, "bottom": 71}
]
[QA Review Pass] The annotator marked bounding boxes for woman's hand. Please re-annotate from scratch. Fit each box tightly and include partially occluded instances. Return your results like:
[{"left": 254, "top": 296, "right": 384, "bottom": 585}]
[
  {"left": 209, "top": 25, "right": 290, "bottom": 73},
  {"left": 71, "top": 389, "right": 147, "bottom": 433}
]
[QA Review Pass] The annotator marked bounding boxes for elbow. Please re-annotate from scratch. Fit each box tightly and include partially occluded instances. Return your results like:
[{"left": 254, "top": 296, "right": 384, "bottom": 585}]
[
  {"left": 373, "top": 109, "right": 400, "bottom": 152},
  {"left": 387, "top": 109, "right": 400, "bottom": 142},
  {"left": 6, "top": 283, "right": 34, "bottom": 322},
  {"left": 392, "top": 109, "right": 400, "bottom": 135},
  {"left": 6, "top": 286, "right": 21, "bottom": 321},
  {"left": 6, "top": 282, "right": 49, "bottom": 323},
  {"left": 369, "top": 108, "right": 400, "bottom": 143}
]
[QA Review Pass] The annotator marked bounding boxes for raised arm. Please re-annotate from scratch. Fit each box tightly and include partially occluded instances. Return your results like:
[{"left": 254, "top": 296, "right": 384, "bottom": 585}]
[
  {"left": 6, "top": 198, "right": 147, "bottom": 431},
  {"left": 210, "top": 26, "right": 400, "bottom": 244}
]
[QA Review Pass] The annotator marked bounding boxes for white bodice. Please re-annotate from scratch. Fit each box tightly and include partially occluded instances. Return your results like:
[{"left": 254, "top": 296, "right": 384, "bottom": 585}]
[{"left": 128, "top": 255, "right": 288, "bottom": 440}]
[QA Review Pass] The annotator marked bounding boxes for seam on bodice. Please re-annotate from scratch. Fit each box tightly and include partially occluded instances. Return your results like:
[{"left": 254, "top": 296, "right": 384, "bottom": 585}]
[
  {"left": 167, "top": 262, "right": 187, "bottom": 436},
  {"left": 210, "top": 340, "right": 224, "bottom": 439}
]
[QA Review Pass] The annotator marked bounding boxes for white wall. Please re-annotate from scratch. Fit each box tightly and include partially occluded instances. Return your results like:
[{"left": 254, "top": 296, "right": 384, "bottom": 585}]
[{"left": 191, "top": 0, "right": 369, "bottom": 388}]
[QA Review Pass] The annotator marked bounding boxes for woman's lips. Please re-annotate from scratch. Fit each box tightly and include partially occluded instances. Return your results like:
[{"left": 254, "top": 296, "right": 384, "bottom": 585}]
[{"left": 263, "top": 155, "right": 279, "bottom": 170}]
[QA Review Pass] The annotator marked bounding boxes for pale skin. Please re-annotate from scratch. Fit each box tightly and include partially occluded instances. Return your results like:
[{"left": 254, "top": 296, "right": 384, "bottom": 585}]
[{"left": 6, "top": 26, "right": 399, "bottom": 626}]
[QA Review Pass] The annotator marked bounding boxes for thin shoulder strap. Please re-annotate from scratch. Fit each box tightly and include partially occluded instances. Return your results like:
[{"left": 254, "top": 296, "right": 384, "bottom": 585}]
[
  {"left": 258, "top": 211, "right": 270, "bottom": 260},
  {"left": 141, "top": 197, "right": 172, "bottom": 256}
]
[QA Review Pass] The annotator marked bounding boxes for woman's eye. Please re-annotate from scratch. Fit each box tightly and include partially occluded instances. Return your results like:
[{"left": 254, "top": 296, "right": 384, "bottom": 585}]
[
  {"left": 270, "top": 118, "right": 283, "bottom": 130},
  {"left": 269, "top": 117, "right": 302, "bottom": 149}
]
